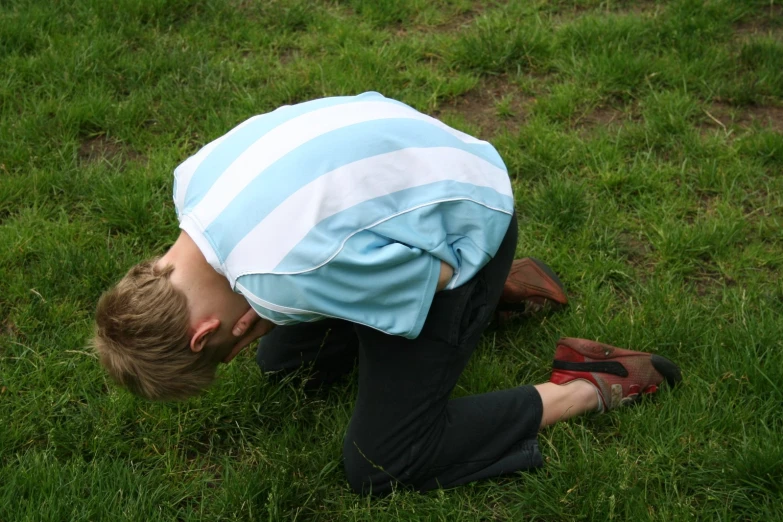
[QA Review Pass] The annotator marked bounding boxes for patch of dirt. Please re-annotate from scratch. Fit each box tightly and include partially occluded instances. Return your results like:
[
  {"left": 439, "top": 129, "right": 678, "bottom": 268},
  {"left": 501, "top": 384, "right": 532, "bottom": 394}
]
[
  {"left": 430, "top": 6, "right": 484, "bottom": 33},
  {"left": 390, "top": 5, "right": 485, "bottom": 36},
  {"left": 701, "top": 103, "right": 783, "bottom": 134},
  {"left": 550, "top": 0, "right": 663, "bottom": 26},
  {"left": 617, "top": 231, "right": 652, "bottom": 268},
  {"left": 574, "top": 105, "right": 632, "bottom": 133},
  {"left": 434, "top": 78, "right": 533, "bottom": 136},
  {"left": 734, "top": 4, "right": 783, "bottom": 37},
  {"left": 78, "top": 135, "right": 141, "bottom": 164},
  {"left": 694, "top": 273, "right": 736, "bottom": 297},
  {"left": 277, "top": 47, "right": 297, "bottom": 65},
  {"left": 2, "top": 318, "right": 20, "bottom": 342},
  {"left": 685, "top": 194, "right": 726, "bottom": 226}
]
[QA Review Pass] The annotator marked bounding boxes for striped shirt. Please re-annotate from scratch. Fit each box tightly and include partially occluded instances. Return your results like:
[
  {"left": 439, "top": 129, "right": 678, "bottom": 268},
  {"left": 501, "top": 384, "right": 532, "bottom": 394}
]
[{"left": 173, "top": 92, "right": 514, "bottom": 338}]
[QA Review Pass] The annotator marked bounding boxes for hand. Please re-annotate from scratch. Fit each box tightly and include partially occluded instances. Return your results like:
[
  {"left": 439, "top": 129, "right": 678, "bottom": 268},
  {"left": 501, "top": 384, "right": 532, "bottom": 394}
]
[
  {"left": 225, "top": 307, "right": 275, "bottom": 363},
  {"left": 232, "top": 306, "right": 261, "bottom": 338}
]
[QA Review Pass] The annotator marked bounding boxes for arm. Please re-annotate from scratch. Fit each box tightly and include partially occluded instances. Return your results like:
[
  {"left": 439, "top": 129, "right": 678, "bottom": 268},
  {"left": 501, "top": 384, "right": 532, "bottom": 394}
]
[
  {"left": 232, "top": 260, "right": 451, "bottom": 342},
  {"left": 234, "top": 238, "right": 457, "bottom": 340},
  {"left": 436, "top": 261, "right": 454, "bottom": 291}
]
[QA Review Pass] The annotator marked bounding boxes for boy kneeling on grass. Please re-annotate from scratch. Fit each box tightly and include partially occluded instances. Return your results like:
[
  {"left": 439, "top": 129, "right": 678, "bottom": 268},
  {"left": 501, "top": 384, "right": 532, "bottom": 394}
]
[{"left": 93, "top": 92, "right": 681, "bottom": 495}]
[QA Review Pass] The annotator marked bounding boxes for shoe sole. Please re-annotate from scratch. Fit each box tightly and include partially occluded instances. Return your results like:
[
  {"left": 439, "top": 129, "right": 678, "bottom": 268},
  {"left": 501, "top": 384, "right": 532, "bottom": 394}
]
[
  {"left": 530, "top": 257, "right": 566, "bottom": 296},
  {"left": 651, "top": 354, "right": 682, "bottom": 387},
  {"left": 498, "top": 257, "right": 567, "bottom": 313}
]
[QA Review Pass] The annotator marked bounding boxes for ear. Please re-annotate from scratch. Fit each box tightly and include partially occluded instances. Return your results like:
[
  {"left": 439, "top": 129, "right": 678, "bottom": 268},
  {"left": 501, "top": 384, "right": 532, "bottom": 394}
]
[{"left": 190, "top": 318, "right": 221, "bottom": 353}]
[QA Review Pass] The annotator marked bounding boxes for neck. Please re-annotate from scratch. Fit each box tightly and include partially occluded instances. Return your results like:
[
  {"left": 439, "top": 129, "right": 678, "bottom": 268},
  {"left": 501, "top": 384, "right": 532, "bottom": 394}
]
[{"left": 158, "top": 232, "right": 247, "bottom": 330}]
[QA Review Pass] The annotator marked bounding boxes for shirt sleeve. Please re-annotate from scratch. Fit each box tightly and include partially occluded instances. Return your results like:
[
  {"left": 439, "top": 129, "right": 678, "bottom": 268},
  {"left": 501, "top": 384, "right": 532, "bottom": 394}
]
[{"left": 234, "top": 229, "right": 442, "bottom": 338}]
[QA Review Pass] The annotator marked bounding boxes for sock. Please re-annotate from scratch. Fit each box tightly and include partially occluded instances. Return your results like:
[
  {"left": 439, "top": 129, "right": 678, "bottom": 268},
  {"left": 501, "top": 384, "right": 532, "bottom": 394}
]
[{"left": 592, "top": 383, "right": 605, "bottom": 413}]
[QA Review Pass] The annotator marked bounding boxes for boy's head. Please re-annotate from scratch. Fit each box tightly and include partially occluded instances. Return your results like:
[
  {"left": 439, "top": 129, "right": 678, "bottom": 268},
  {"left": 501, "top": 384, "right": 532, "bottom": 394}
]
[{"left": 92, "top": 258, "right": 220, "bottom": 401}]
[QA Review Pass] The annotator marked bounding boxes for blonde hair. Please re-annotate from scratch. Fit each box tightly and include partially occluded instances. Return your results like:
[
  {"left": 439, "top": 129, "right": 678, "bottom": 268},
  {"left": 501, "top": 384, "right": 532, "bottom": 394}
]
[{"left": 92, "top": 258, "right": 217, "bottom": 401}]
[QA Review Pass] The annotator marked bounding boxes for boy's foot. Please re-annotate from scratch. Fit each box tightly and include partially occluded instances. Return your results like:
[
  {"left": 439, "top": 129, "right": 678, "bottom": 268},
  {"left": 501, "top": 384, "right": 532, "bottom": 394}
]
[
  {"left": 497, "top": 258, "right": 568, "bottom": 315},
  {"left": 550, "top": 337, "right": 681, "bottom": 411}
]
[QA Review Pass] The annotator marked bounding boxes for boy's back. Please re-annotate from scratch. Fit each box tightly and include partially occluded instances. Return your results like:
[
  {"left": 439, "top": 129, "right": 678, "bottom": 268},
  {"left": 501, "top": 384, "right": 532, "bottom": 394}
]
[{"left": 174, "top": 92, "right": 514, "bottom": 337}]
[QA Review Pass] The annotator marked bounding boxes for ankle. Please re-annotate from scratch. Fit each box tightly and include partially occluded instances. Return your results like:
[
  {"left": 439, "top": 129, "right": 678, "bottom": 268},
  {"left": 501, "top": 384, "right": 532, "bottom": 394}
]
[
  {"left": 563, "top": 379, "right": 602, "bottom": 412},
  {"left": 535, "top": 380, "right": 603, "bottom": 428}
]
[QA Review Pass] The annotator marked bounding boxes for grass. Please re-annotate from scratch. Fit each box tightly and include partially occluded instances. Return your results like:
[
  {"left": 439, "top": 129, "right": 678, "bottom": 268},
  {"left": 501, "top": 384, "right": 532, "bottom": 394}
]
[{"left": 1, "top": 0, "right": 782, "bottom": 519}]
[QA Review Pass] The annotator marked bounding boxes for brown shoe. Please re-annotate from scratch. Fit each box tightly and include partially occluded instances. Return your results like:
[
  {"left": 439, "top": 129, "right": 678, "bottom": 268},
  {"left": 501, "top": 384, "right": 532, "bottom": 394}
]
[
  {"left": 498, "top": 257, "right": 568, "bottom": 315},
  {"left": 550, "top": 338, "right": 682, "bottom": 411}
]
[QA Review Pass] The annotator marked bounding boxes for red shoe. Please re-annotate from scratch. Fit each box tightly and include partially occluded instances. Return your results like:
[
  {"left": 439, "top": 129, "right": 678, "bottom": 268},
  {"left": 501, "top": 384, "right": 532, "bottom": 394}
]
[
  {"left": 498, "top": 258, "right": 568, "bottom": 315},
  {"left": 550, "top": 338, "right": 681, "bottom": 411}
]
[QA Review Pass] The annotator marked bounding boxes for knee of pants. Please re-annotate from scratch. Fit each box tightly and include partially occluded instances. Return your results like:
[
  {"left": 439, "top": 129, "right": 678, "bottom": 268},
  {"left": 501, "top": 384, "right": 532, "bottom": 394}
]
[
  {"left": 343, "top": 439, "right": 395, "bottom": 496},
  {"left": 342, "top": 429, "right": 424, "bottom": 496}
]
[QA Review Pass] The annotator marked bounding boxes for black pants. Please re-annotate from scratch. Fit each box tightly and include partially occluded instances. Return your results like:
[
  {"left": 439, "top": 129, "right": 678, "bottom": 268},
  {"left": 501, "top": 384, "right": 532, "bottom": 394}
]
[{"left": 256, "top": 214, "right": 543, "bottom": 494}]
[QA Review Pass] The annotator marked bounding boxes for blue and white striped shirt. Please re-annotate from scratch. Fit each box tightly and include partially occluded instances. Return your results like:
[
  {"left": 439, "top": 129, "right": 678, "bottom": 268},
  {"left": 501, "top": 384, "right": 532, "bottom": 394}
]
[{"left": 173, "top": 92, "right": 514, "bottom": 338}]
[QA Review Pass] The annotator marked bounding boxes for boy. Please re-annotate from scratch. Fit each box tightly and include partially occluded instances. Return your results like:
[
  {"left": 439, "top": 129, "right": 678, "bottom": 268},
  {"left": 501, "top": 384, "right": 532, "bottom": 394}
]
[{"left": 93, "top": 92, "right": 680, "bottom": 495}]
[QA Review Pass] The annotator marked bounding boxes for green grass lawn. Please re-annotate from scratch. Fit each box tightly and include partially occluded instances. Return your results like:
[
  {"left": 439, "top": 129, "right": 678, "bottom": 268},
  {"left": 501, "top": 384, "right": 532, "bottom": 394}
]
[{"left": 1, "top": 0, "right": 782, "bottom": 519}]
